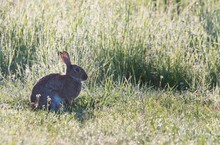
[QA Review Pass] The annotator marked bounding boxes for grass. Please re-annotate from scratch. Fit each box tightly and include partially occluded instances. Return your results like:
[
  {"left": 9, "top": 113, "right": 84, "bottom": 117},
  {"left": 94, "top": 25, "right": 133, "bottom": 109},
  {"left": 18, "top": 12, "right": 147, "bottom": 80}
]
[
  {"left": 1, "top": 80, "right": 220, "bottom": 144},
  {"left": 0, "top": 0, "right": 220, "bottom": 144},
  {"left": 0, "top": 79, "right": 219, "bottom": 144}
]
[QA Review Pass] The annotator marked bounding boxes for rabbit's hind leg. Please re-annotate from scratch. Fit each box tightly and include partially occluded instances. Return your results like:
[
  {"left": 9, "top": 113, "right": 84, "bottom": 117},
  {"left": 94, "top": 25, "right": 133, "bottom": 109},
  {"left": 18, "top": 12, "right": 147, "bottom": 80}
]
[{"left": 50, "top": 94, "right": 64, "bottom": 111}]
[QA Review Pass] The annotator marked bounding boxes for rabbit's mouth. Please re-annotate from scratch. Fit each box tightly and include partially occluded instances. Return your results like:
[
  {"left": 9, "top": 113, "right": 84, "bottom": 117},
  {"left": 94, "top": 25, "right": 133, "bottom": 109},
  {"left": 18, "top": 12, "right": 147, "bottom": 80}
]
[
  {"left": 70, "top": 74, "right": 88, "bottom": 82},
  {"left": 71, "top": 76, "right": 83, "bottom": 82}
]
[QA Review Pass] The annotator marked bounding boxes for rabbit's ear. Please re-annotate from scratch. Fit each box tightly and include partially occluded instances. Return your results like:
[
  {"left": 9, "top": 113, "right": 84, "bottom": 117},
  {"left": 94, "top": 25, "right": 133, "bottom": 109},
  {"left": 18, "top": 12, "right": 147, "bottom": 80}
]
[{"left": 60, "top": 51, "right": 71, "bottom": 66}]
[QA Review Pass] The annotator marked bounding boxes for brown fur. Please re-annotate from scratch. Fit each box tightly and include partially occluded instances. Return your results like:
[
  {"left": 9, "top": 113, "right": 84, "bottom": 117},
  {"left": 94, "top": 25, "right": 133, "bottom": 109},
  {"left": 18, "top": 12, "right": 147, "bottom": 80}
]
[{"left": 30, "top": 51, "right": 88, "bottom": 111}]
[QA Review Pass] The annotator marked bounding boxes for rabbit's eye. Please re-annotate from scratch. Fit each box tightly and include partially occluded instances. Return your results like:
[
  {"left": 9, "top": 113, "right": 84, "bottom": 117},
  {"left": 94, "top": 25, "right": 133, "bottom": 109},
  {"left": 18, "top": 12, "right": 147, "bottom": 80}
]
[{"left": 74, "top": 67, "right": 80, "bottom": 73}]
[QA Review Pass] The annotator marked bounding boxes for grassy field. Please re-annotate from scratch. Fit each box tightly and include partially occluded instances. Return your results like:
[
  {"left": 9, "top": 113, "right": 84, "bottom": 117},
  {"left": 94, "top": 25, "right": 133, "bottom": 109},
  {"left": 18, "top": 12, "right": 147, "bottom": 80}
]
[{"left": 0, "top": 0, "right": 220, "bottom": 144}]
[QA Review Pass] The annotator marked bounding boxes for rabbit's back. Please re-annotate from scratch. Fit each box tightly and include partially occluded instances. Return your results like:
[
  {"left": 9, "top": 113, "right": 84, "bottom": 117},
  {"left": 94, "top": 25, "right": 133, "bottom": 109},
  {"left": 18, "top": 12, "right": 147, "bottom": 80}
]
[
  {"left": 30, "top": 74, "right": 63, "bottom": 109},
  {"left": 30, "top": 74, "right": 83, "bottom": 110}
]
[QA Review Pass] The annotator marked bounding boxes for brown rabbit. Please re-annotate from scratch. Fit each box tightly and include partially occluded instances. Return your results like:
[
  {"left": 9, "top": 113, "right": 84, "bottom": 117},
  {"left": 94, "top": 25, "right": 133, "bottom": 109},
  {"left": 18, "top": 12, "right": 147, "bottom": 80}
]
[{"left": 30, "top": 51, "right": 88, "bottom": 111}]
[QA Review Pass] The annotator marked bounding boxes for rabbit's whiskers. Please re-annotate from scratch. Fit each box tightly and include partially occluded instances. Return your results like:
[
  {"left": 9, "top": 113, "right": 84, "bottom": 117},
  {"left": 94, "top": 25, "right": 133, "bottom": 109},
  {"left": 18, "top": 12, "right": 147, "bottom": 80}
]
[{"left": 70, "top": 76, "right": 82, "bottom": 82}]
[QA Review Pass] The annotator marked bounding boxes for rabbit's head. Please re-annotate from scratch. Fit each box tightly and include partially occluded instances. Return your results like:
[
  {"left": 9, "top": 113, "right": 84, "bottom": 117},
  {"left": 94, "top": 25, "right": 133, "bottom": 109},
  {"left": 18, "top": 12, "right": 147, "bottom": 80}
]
[{"left": 60, "top": 51, "right": 88, "bottom": 81}]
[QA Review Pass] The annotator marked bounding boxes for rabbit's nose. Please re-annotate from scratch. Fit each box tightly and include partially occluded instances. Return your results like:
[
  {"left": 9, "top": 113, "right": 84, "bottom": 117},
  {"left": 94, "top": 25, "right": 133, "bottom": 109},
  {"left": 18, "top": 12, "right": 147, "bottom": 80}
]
[{"left": 82, "top": 73, "right": 88, "bottom": 81}]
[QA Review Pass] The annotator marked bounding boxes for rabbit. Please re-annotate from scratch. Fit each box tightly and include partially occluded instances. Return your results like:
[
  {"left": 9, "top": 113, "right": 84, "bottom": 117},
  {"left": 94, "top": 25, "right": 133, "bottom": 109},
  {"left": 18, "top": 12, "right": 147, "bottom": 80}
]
[{"left": 30, "top": 51, "right": 88, "bottom": 111}]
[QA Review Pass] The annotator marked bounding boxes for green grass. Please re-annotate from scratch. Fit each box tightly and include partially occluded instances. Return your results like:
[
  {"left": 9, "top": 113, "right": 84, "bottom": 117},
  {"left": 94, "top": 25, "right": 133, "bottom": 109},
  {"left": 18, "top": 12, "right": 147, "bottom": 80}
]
[
  {"left": 1, "top": 80, "right": 220, "bottom": 144},
  {"left": 0, "top": 0, "right": 220, "bottom": 144}
]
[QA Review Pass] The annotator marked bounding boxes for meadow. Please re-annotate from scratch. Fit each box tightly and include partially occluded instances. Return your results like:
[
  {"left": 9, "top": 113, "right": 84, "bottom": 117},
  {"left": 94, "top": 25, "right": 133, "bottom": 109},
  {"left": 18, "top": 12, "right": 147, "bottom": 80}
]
[{"left": 0, "top": 0, "right": 220, "bottom": 144}]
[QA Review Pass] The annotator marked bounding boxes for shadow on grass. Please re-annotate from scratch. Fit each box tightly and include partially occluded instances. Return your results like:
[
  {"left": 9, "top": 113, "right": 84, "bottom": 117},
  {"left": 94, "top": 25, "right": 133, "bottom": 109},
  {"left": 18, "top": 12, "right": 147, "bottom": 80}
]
[
  {"left": 61, "top": 99, "right": 96, "bottom": 123},
  {"left": 0, "top": 93, "right": 94, "bottom": 123},
  {"left": 0, "top": 44, "right": 37, "bottom": 78},
  {"left": 98, "top": 47, "right": 191, "bottom": 90},
  {"left": 18, "top": 97, "right": 96, "bottom": 123},
  {"left": 201, "top": 11, "right": 220, "bottom": 87}
]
